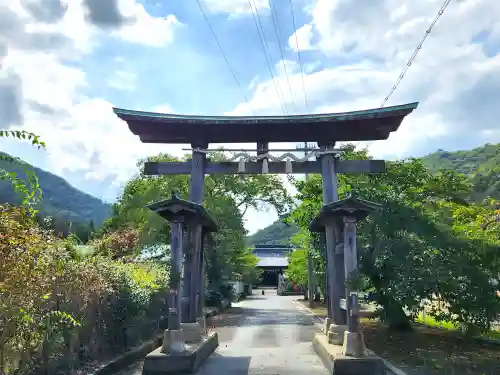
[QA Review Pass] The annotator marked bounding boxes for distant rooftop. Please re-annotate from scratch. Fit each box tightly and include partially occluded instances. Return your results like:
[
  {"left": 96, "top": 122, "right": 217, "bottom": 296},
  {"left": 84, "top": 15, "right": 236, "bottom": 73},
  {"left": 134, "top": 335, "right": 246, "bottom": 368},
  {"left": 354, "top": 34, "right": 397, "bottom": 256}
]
[
  {"left": 253, "top": 244, "right": 292, "bottom": 268},
  {"left": 256, "top": 257, "right": 289, "bottom": 268},
  {"left": 113, "top": 102, "right": 418, "bottom": 144},
  {"left": 254, "top": 244, "right": 294, "bottom": 251}
]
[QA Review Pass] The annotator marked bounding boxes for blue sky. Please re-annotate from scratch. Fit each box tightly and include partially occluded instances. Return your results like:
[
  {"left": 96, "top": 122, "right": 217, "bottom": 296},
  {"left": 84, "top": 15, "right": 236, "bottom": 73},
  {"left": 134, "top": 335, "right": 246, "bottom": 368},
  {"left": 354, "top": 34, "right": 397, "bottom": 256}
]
[{"left": 1, "top": 0, "right": 500, "bottom": 234}]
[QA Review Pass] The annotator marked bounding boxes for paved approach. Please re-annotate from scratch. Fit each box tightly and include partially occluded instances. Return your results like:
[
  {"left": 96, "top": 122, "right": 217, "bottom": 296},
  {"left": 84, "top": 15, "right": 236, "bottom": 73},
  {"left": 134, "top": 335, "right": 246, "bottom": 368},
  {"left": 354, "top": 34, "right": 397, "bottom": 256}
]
[{"left": 118, "top": 289, "right": 328, "bottom": 375}]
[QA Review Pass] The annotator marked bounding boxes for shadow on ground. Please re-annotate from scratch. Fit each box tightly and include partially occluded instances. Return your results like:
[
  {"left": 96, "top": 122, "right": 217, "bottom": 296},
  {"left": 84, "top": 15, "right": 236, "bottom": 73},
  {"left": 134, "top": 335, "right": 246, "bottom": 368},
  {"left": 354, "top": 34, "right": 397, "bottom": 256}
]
[
  {"left": 199, "top": 353, "right": 251, "bottom": 375},
  {"left": 207, "top": 306, "right": 317, "bottom": 328},
  {"left": 239, "top": 296, "right": 268, "bottom": 300}
]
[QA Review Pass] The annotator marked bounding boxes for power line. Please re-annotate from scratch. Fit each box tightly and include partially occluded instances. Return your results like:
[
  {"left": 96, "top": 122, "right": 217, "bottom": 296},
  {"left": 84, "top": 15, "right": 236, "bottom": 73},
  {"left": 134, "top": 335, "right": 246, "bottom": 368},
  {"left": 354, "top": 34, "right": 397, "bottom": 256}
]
[
  {"left": 195, "top": 0, "right": 255, "bottom": 114},
  {"left": 269, "top": 0, "right": 297, "bottom": 112},
  {"left": 380, "top": 0, "right": 452, "bottom": 107},
  {"left": 248, "top": 0, "right": 288, "bottom": 114},
  {"left": 288, "top": 0, "right": 309, "bottom": 111}
]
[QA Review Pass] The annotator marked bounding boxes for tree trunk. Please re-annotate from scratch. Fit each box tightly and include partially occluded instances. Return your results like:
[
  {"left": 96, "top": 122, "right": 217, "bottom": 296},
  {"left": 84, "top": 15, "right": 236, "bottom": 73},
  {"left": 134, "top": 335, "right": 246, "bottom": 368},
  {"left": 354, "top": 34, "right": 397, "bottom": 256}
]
[{"left": 381, "top": 297, "right": 413, "bottom": 331}]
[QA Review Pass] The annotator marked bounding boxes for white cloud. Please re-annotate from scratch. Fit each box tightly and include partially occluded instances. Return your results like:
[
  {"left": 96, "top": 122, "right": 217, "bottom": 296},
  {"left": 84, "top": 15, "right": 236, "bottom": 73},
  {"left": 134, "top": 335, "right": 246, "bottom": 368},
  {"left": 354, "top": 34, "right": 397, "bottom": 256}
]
[
  {"left": 5, "top": 50, "right": 87, "bottom": 111},
  {"left": 79, "top": 0, "right": 182, "bottom": 47},
  {"left": 3, "top": 0, "right": 500, "bottom": 235},
  {"left": 201, "top": 0, "right": 269, "bottom": 17},
  {"left": 107, "top": 69, "right": 137, "bottom": 91},
  {"left": 153, "top": 104, "right": 174, "bottom": 113},
  {"left": 0, "top": 0, "right": 183, "bottom": 199},
  {"left": 114, "top": 9, "right": 182, "bottom": 47},
  {"left": 229, "top": 0, "right": 500, "bottom": 160},
  {"left": 288, "top": 24, "right": 315, "bottom": 51},
  {"left": 17, "top": 97, "right": 179, "bottom": 195}
]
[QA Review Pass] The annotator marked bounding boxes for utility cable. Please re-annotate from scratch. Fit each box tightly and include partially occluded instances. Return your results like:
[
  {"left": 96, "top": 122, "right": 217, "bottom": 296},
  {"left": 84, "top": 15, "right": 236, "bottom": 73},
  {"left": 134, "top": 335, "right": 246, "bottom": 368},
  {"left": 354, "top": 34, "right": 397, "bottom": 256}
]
[
  {"left": 250, "top": 0, "right": 288, "bottom": 113},
  {"left": 248, "top": 0, "right": 288, "bottom": 114},
  {"left": 380, "top": 0, "right": 452, "bottom": 107},
  {"left": 288, "top": 0, "right": 309, "bottom": 111},
  {"left": 269, "top": 0, "right": 297, "bottom": 112},
  {"left": 195, "top": 0, "right": 255, "bottom": 114}
]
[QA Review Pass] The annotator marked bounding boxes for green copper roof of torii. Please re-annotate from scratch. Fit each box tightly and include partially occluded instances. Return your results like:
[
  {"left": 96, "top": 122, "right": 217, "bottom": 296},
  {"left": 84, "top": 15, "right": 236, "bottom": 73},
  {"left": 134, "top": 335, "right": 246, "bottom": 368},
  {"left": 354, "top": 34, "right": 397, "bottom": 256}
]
[
  {"left": 113, "top": 102, "right": 419, "bottom": 144},
  {"left": 112, "top": 102, "right": 419, "bottom": 123}
]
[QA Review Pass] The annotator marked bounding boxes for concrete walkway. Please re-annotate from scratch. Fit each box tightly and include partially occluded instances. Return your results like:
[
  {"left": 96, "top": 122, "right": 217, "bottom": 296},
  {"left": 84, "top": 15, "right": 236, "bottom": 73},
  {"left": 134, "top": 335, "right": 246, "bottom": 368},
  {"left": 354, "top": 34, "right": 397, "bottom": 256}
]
[{"left": 118, "top": 289, "right": 328, "bottom": 375}]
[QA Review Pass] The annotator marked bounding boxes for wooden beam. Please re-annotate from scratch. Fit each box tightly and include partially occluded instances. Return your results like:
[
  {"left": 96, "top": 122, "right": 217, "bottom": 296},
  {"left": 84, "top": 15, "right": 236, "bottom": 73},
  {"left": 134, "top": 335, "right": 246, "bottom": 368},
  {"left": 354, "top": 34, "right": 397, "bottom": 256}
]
[{"left": 144, "top": 160, "right": 386, "bottom": 176}]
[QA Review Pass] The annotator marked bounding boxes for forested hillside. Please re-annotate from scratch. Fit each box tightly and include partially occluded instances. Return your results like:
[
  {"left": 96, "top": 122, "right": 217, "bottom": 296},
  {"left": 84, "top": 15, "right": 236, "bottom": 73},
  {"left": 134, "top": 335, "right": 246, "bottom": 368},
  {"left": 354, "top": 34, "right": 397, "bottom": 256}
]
[
  {"left": 246, "top": 220, "right": 298, "bottom": 246},
  {"left": 0, "top": 152, "right": 112, "bottom": 233},
  {"left": 248, "top": 143, "right": 500, "bottom": 245},
  {"left": 422, "top": 143, "right": 500, "bottom": 201}
]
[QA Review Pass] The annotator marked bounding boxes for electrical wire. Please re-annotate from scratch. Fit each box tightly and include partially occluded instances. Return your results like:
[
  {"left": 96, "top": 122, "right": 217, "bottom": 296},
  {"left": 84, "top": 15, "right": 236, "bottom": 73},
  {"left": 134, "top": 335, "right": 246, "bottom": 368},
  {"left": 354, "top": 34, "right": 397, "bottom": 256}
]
[
  {"left": 269, "top": 0, "right": 297, "bottom": 112},
  {"left": 195, "top": 0, "right": 255, "bottom": 114},
  {"left": 288, "top": 0, "right": 309, "bottom": 110},
  {"left": 248, "top": 0, "right": 288, "bottom": 114},
  {"left": 380, "top": 0, "right": 452, "bottom": 107}
]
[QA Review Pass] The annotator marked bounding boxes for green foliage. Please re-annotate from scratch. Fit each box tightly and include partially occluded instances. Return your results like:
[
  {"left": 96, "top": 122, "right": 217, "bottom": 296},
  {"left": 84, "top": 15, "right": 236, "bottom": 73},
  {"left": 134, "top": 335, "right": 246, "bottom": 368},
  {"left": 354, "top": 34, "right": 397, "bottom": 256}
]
[
  {"left": 0, "top": 204, "right": 168, "bottom": 375},
  {"left": 290, "top": 145, "right": 500, "bottom": 333},
  {"left": 90, "top": 228, "right": 140, "bottom": 259},
  {"left": 251, "top": 143, "right": 500, "bottom": 246},
  {"left": 246, "top": 219, "right": 298, "bottom": 246},
  {"left": 423, "top": 142, "right": 500, "bottom": 201},
  {"left": 285, "top": 248, "right": 308, "bottom": 287},
  {"left": 104, "top": 152, "right": 293, "bottom": 286}
]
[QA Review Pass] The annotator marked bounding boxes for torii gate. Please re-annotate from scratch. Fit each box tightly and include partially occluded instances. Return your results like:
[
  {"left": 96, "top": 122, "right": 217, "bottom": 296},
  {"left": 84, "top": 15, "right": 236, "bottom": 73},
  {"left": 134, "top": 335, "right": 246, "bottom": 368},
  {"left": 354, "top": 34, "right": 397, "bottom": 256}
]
[{"left": 113, "top": 102, "right": 418, "bottom": 369}]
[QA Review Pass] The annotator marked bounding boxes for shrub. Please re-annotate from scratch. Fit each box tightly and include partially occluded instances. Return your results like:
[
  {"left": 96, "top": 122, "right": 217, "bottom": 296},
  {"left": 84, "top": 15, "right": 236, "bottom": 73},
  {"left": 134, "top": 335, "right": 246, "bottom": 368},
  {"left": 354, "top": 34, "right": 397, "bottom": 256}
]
[
  {"left": 0, "top": 205, "right": 168, "bottom": 375},
  {"left": 205, "top": 289, "right": 223, "bottom": 307},
  {"left": 90, "top": 228, "right": 140, "bottom": 259},
  {"left": 219, "top": 284, "right": 235, "bottom": 302}
]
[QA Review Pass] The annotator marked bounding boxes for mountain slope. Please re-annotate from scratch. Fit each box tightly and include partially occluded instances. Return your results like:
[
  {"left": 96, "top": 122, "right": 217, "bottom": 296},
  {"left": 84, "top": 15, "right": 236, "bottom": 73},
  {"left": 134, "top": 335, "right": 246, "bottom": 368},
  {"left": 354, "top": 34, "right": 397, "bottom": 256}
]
[
  {"left": 422, "top": 143, "right": 500, "bottom": 201},
  {"left": 0, "top": 153, "right": 112, "bottom": 227},
  {"left": 246, "top": 220, "right": 298, "bottom": 246},
  {"left": 422, "top": 143, "right": 500, "bottom": 175}
]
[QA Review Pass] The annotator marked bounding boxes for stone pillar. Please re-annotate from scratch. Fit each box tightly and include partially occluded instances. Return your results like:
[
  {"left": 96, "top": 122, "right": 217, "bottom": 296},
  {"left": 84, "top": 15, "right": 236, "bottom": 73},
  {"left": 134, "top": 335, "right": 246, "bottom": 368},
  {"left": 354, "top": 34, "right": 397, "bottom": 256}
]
[
  {"left": 342, "top": 216, "right": 366, "bottom": 357},
  {"left": 188, "top": 225, "right": 202, "bottom": 321},
  {"left": 335, "top": 223, "right": 347, "bottom": 317},
  {"left": 161, "top": 220, "right": 185, "bottom": 353},
  {"left": 181, "top": 231, "right": 191, "bottom": 322},
  {"left": 182, "top": 144, "right": 206, "bottom": 324},
  {"left": 318, "top": 142, "right": 344, "bottom": 326},
  {"left": 197, "top": 231, "right": 206, "bottom": 332}
]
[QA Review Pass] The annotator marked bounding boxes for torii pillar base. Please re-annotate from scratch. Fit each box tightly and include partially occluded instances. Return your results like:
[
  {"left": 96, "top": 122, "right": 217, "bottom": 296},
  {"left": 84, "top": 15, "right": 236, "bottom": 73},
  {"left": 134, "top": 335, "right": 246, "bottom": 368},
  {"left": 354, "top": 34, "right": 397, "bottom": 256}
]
[
  {"left": 143, "top": 331, "right": 219, "bottom": 375},
  {"left": 312, "top": 334, "right": 384, "bottom": 375}
]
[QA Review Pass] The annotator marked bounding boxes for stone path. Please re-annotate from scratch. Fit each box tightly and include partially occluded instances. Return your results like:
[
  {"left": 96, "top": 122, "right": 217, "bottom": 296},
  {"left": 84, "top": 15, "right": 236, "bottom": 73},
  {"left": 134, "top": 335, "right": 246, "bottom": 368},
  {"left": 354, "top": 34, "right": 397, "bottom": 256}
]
[{"left": 117, "top": 289, "right": 328, "bottom": 375}]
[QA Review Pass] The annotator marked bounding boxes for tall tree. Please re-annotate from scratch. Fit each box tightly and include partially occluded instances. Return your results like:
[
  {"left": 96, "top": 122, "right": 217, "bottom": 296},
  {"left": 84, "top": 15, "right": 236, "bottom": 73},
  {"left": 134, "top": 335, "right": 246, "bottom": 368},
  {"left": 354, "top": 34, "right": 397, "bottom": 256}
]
[
  {"left": 104, "top": 152, "right": 293, "bottom": 284},
  {"left": 290, "top": 146, "right": 500, "bottom": 331}
]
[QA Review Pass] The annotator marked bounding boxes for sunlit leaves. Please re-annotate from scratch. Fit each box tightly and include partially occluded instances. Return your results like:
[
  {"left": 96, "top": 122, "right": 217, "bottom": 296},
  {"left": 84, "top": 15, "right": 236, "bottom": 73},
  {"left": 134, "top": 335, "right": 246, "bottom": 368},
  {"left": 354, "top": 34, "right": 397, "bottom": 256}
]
[
  {"left": 289, "top": 147, "right": 500, "bottom": 332},
  {"left": 285, "top": 248, "right": 308, "bottom": 287},
  {"left": 104, "top": 151, "right": 293, "bottom": 285},
  {"left": 0, "top": 202, "right": 169, "bottom": 375}
]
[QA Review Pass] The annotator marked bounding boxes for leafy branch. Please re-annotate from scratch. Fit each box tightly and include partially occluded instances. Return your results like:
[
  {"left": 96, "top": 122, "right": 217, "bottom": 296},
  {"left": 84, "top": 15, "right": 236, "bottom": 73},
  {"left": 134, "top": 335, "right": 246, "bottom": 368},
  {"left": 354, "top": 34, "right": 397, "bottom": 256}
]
[{"left": 0, "top": 129, "right": 45, "bottom": 206}]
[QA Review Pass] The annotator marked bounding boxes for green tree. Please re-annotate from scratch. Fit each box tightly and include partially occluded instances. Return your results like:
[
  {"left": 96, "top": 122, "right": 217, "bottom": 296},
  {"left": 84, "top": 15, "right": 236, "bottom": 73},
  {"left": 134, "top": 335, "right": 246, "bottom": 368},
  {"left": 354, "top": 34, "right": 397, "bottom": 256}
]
[
  {"left": 285, "top": 248, "right": 308, "bottom": 288},
  {"left": 103, "top": 152, "right": 293, "bottom": 285},
  {"left": 290, "top": 145, "right": 500, "bottom": 331}
]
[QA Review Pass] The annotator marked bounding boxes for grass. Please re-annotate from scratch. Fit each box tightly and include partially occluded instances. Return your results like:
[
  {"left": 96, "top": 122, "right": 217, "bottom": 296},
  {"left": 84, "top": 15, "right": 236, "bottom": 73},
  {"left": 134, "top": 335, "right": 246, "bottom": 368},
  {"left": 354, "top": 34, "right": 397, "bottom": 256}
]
[
  {"left": 417, "top": 312, "right": 458, "bottom": 330},
  {"left": 417, "top": 312, "right": 500, "bottom": 342},
  {"left": 297, "top": 299, "right": 500, "bottom": 375}
]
